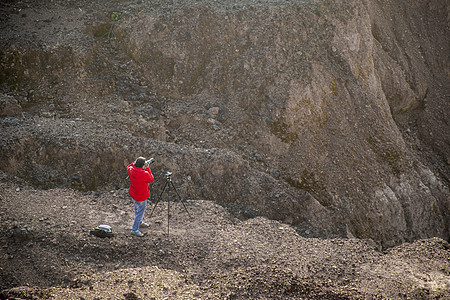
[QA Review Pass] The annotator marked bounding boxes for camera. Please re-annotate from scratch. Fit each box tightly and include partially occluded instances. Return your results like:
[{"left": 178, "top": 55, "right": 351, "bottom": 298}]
[
  {"left": 165, "top": 172, "right": 172, "bottom": 178},
  {"left": 145, "top": 158, "right": 155, "bottom": 165}
]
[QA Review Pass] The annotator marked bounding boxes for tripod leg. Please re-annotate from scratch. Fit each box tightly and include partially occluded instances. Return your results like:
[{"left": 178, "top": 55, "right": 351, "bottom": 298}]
[
  {"left": 167, "top": 189, "right": 170, "bottom": 236},
  {"left": 148, "top": 179, "right": 169, "bottom": 219},
  {"left": 169, "top": 180, "right": 192, "bottom": 218}
]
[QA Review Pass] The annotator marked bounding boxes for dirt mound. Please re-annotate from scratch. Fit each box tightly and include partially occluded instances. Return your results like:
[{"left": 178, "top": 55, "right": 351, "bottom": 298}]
[{"left": 1, "top": 176, "right": 449, "bottom": 298}]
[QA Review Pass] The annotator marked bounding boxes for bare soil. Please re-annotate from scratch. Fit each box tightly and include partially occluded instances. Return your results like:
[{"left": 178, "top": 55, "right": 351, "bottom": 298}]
[
  {"left": 1, "top": 173, "right": 449, "bottom": 299},
  {"left": 0, "top": 0, "right": 449, "bottom": 298}
]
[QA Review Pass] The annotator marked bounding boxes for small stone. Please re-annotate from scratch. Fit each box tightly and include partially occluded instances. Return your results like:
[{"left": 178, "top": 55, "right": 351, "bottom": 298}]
[{"left": 208, "top": 106, "right": 220, "bottom": 116}]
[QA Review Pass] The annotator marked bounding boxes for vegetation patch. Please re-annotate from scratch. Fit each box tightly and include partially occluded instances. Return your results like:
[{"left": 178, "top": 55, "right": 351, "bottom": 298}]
[
  {"left": 269, "top": 119, "right": 298, "bottom": 143},
  {"left": 285, "top": 171, "right": 332, "bottom": 207},
  {"left": 367, "top": 134, "right": 405, "bottom": 175},
  {"left": 330, "top": 79, "right": 338, "bottom": 96}
]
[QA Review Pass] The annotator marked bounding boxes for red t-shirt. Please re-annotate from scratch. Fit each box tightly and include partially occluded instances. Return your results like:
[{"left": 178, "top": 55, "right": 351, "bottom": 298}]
[{"left": 127, "top": 162, "right": 154, "bottom": 201}]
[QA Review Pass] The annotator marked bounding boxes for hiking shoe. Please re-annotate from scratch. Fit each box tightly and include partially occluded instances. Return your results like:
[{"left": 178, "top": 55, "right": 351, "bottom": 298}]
[
  {"left": 131, "top": 230, "right": 144, "bottom": 237},
  {"left": 140, "top": 222, "right": 150, "bottom": 228}
]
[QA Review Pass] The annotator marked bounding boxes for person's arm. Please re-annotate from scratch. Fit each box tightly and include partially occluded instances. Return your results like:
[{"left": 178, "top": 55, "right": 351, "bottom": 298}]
[
  {"left": 127, "top": 162, "right": 134, "bottom": 176},
  {"left": 144, "top": 168, "right": 154, "bottom": 183}
]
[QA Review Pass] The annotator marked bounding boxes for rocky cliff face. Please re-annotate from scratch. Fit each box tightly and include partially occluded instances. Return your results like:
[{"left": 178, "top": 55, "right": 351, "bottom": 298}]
[{"left": 0, "top": 0, "right": 448, "bottom": 247}]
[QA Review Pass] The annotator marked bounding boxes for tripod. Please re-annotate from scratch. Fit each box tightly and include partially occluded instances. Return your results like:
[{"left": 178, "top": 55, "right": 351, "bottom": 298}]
[{"left": 148, "top": 172, "right": 191, "bottom": 235}]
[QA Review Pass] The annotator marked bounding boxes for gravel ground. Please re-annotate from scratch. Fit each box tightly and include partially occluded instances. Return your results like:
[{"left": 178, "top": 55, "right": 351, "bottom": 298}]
[{"left": 1, "top": 173, "right": 449, "bottom": 299}]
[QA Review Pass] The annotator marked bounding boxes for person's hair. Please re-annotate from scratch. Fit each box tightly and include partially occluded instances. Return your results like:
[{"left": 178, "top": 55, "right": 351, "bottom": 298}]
[{"left": 134, "top": 157, "right": 146, "bottom": 168}]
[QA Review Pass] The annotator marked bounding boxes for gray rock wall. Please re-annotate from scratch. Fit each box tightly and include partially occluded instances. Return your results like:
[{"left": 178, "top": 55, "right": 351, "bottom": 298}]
[
  {"left": 0, "top": 0, "right": 448, "bottom": 246},
  {"left": 115, "top": 0, "right": 449, "bottom": 245}
]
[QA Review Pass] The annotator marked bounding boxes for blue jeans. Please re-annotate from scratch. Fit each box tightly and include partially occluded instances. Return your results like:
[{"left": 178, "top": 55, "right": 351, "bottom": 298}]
[{"left": 132, "top": 199, "right": 147, "bottom": 232}]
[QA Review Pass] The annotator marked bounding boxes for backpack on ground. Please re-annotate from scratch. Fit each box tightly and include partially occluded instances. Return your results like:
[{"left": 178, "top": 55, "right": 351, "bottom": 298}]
[{"left": 90, "top": 224, "right": 114, "bottom": 238}]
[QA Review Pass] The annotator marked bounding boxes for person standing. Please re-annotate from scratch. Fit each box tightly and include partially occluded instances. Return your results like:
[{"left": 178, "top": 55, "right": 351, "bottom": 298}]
[{"left": 127, "top": 157, "right": 154, "bottom": 237}]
